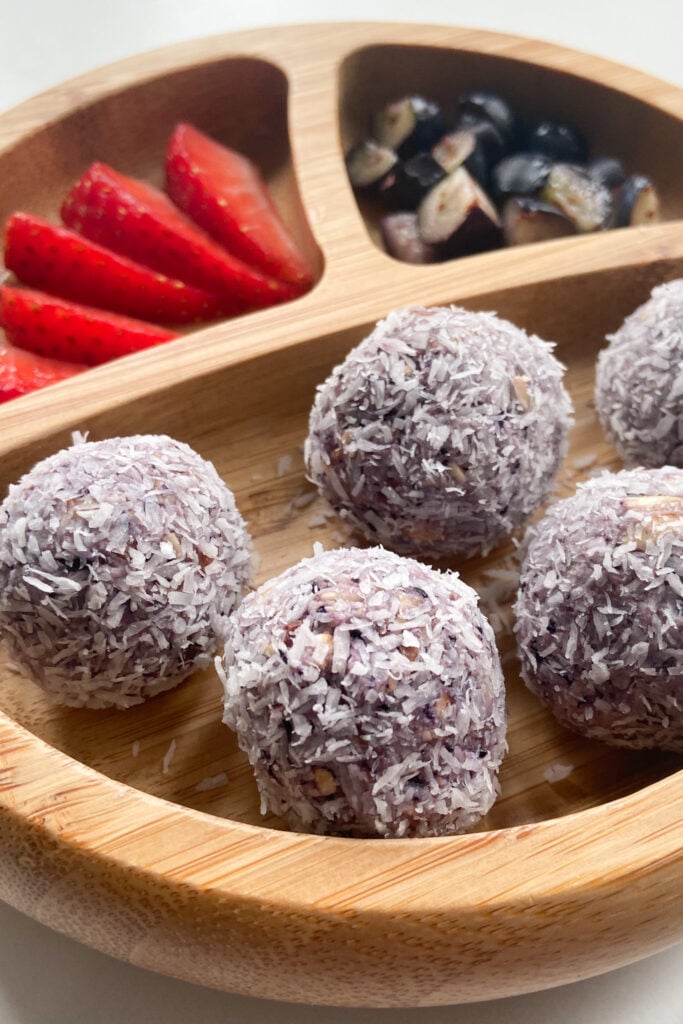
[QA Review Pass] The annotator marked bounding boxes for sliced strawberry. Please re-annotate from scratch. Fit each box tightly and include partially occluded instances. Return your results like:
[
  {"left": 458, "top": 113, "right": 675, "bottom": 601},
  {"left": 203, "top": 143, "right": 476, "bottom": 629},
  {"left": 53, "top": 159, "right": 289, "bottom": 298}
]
[
  {"left": 61, "top": 163, "right": 298, "bottom": 311},
  {"left": 0, "top": 339, "right": 85, "bottom": 402},
  {"left": 0, "top": 286, "right": 178, "bottom": 367},
  {"left": 165, "top": 123, "right": 313, "bottom": 290},
  {"left": 4, "top": 212, "right": 224, "bottom": 324}
]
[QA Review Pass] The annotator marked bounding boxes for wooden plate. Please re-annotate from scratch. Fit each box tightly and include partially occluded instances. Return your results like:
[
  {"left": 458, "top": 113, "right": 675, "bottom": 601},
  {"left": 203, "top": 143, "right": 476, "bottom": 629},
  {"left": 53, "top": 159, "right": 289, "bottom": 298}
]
[{"left": 0, "top": 22, "right": 682, "bottom": 1008}]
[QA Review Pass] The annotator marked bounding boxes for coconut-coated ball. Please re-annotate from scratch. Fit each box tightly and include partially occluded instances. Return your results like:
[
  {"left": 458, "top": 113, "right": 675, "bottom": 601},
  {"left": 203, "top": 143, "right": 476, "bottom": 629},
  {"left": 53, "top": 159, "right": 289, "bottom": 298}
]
[
  {"left": 219, "top": 546, "right": 507, "bottom": 838},
  {"left": 304, "top": 305, "right": 573, "bottom": 560},
  {"left": 0, "top": 434, "right": 252, "bottom": 708},
  {"left": 595, "top": 279, "right": 683, "bottom": 467},
  {"left": 514, "top": 467, "right": 683, "bottom": 751}
]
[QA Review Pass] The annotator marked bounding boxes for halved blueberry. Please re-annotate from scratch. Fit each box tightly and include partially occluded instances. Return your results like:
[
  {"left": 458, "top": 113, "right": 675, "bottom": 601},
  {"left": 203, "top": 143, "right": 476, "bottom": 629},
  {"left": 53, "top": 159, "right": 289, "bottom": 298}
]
[
  {"left": 588, "top": 156, "right": 627, "bottom": 191},
  {"left": 418, "top": 167, "right": 503, "bottom": 256},
  {"left": 378, "top": 154, "right": 446, "bottom": 210},
  {"left": 458, "top": 90, "right": 520, "bottom": 146},
  {"left": 346, "top": 139, "right": 398, "bottom": 191},
  {"left": 541, "top": 163, "right": 612, "bottom": 232},
  {"left": 614, "top": 175, "right": 661, "bottom": 227},
  {"left": 380, "top": 212, "right": 439, "bottom": 263},
  {"left": 432, "top": 127, "right": 491, "bottom": 187},
  {"left": 491, "top": 152, "right": 553, "bottom": 202},
  {"left": 456, "top": 114, "right": 508, "bottom": 168},
  {"left": 372, "top": 96, "right": 446, "bottom": 159},
  {"left": 502, "top": 197, "right": 577, "bottom": 246}
]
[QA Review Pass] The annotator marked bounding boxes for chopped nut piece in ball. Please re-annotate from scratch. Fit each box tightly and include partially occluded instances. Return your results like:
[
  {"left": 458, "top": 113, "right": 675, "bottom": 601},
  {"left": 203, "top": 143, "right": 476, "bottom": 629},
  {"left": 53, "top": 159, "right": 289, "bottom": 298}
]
[
  {"left": 0, "top": 434, "right": 252, "bottom": 708},
  {"left": 514, "top": 467, "right": 683, "bottom": 752},
  {"left": 595, "top": 279, "right": 683, "bottom": 467},
  {"left": 305, "top": 305, "right": 573, "bottom": 560},
  {"left": 219, "top": 546, "right": 507, "bottom": 838}
]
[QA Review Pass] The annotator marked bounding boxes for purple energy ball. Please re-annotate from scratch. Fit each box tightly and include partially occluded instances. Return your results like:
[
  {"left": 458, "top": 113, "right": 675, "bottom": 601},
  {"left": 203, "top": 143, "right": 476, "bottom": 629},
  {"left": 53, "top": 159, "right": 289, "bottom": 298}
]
[
  {"left": 0, "top": 434, "right": 251, "bottom": 709},
  {"left": 219, "top": 545, "right": 507, "bottom": 838},
  {"left": 514, "top": 467, "right": 683, "bottom": 751},
  {"left": 595, "top": 279, "right": 683, "bottom": 467},
  {"left": 304, "top": 305, "right": 573, "bottom": 560}
]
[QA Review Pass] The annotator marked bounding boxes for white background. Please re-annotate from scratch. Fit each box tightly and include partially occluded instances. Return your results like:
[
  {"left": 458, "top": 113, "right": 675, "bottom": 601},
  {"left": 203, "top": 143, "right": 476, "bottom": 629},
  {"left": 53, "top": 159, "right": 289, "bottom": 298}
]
[{"left": 0, "top": 1, "right": 682, "bottom": 1021}]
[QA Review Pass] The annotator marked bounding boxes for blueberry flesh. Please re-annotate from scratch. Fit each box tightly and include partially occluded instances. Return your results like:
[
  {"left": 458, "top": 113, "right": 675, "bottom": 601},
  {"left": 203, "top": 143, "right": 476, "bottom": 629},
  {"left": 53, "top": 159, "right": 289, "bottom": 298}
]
[
  {"left": 491, "top": 153, "right": 553, "bottom": 202},
  {"left": 432, "top": 127, "right": 491, "bottom": 187},
  {"left": 541, "top": 163, "right": 612, "bottom": 232},
  {"left": 346, "top": 139, "right": 398, "bottom": 190},
  {"left": 454, "top": 115, "right": 509, "bottom": 184},
  {"left": 380, "top": 212, "right": 439, "bottom": 264},
  {"left": 432, "top": 129, "right": 476, "bottom": 172},
  {"left": 502, "top": 197, "right": 576, "bottom": 246},
  {"left": 527, "top": 120, "right": 588, "bottom": 163},
  {"left": 418, "top": 167, "right": 503, "bottom": 256},
  {"left": 378, "top": 154, "right": 447, "bottom": 211},
  {"left": 372, "top": 96, "right": 446, "bottom": 160},
  {"left": 588, "top": 156, "right": 627, "bottom": 191},
  {"left": 458, "top": 91, "right": 520, "bottom": 145},
  {"left": 615, "top": 175, "right": 661, "bottom": 227}
]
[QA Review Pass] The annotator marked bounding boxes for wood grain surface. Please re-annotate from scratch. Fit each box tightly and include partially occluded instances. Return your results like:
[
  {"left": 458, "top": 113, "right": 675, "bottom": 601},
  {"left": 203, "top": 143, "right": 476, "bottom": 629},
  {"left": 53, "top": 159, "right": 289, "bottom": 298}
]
[{"left": 0, "top": 22, "right": 681, "bottom": 1008}]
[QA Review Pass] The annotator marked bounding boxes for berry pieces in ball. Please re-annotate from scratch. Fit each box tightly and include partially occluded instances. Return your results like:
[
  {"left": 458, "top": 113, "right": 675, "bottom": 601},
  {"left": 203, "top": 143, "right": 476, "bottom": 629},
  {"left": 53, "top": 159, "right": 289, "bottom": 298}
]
[
  {"left": 305, "top": 305, "right": 573, "bottom": 560},
  {"left": 219, "top": 546, "right": 507, "bottom": 838},
  {"left": 514, "top": 467, "right": 683, "bottom": 752},
  {"left": 0, "top": 434, "right": 252, "bottom": 709},
  {"left": 595, "top": 279, "right": 683, "bottom": 467}
]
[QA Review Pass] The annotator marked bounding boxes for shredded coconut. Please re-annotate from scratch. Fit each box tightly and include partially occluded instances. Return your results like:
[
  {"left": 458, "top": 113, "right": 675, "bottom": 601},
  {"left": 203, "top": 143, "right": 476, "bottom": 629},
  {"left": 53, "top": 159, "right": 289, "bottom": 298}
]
[
  {"left": 162, "top": 738, "right": 177, "bottom": 775},
  {"left": 219, "top": 546, "right": 507, "bottom": 838},
  {"left": 515, "top": 467, "right": 683, "bottom": 751},
  {"left": 0, "top": 435, "right": 252, "bottom": 709},
  {"left": 478, "top": 558, "right": 521, "bottom": 636},
  {"left": 195, "top": 772, "right": 229, "bottom": 792},
  {"left": 307, "top": 513, "right": 328, "bottom": 528},
  {"left": 304, "top": 305, "right": 573, "bottom": 560},
  {"left": 544, "top": 762, "right": 574, "bottom": 784},
  {"left": 276, "top": 454, "right": 294, "bottom": 477},
  {"left": 596, "top": 280, "right": 683, "bottom": 467},
  {"left": 289, "top": 489, "right": 317, "bottom": 510}
]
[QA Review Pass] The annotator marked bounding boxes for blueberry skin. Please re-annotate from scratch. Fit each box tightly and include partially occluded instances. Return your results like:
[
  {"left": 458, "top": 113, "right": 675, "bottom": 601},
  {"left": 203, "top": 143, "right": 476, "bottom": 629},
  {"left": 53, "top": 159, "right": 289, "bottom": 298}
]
[
  {"left": 458, "top": 90, "right": 521, "bottom": 146},
  {"left": 456, "top": 114, "right": 508, "bottom": 171},
  {"left": 614, "top": 174, "right": 660, "bottom": 227},
  {"left": 588, "top": 156, "right": 627, "bottom": 191},
  {"left": 398, "top": 98, "right": 447, "bottom": 159},
  {"left": 491, "top": 153, "right": 553, "bottom": 202},
  {"left": 378, "top": 154, "right": 447, "bottom": 211},
  {"left": 527, "top": 120, "right": 588, "bottom": 163}
]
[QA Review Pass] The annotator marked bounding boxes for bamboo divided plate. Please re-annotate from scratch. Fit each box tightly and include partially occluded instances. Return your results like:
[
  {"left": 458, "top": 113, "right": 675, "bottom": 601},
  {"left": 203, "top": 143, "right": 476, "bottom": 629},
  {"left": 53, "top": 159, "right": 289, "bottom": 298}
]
[{"left": 0, "top": 21, "right": 682, "bottom": 1009}]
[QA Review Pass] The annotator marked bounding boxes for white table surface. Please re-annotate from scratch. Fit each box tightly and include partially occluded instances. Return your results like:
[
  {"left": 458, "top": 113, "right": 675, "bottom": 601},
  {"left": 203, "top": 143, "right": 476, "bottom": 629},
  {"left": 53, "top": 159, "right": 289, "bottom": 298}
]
[{"left": 0, "top": 1, "right": 681, "bottom": 1021}]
